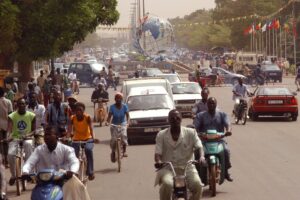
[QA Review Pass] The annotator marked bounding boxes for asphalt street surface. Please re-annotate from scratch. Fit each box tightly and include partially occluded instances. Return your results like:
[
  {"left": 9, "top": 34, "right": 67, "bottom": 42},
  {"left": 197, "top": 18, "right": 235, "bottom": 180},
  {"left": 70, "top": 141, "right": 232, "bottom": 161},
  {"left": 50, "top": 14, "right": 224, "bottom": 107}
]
[{"left": 7, "top": 76, "right": 300, "bottom": 200}]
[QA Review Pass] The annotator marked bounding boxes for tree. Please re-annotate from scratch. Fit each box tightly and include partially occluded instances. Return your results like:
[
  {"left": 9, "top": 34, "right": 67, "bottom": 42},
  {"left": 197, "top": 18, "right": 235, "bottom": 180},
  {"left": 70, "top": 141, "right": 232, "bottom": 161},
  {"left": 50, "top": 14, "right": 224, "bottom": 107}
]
[{"left": 0, "top": 0, "right": 119, "bottom": 87}]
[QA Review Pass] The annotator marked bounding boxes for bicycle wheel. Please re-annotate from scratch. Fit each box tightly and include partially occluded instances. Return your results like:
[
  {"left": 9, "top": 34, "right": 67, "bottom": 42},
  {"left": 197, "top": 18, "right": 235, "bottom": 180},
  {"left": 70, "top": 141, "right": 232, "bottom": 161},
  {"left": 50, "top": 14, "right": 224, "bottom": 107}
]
[
  {"left": 79, "top": 159, "right": 85, "bottom": 183},
  {"left": 116, "top": 139, "right": 122, "bottom": 172},
  {"left": 15, "top": 157, "right": 22, "bottom": 196}
]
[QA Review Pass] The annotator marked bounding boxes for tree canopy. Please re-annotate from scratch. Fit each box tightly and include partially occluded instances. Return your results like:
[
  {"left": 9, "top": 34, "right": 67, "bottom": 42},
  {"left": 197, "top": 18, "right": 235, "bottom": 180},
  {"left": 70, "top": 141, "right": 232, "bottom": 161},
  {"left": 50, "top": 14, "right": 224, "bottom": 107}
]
[
  {"left": 0, "top": 0, "right": 119, "bottom": 66},
  {"left": 171, "top": 0, "right": 293, "bottom": 50}
]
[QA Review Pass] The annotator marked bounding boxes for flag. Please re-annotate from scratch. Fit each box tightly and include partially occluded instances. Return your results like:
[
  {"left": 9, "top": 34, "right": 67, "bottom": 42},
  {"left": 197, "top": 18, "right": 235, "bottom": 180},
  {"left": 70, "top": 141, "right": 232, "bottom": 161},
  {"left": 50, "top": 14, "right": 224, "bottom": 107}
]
[
  {"left": 261, "top": 23, "right": 267, "bottom": 32},
  {"left": 256, "top": 22, "right": 261, "bottom": 30},
  {"left": 274, "top": 19, "right": 280, "bottom": 29},
  {"left": 250, "top": 24, "right": 256, "bottom": 34},
  {"left": 268, "top": 20, "right": 275, "bottom": 30},
  {"left": 293, "top": 18, "right": 297, "bottom": 37},
  {"left": 284, "top": 23, "right": 290, "bottom": 33},
  {"left": 244, "top": 25, "right": 252, "bottom": 35}
]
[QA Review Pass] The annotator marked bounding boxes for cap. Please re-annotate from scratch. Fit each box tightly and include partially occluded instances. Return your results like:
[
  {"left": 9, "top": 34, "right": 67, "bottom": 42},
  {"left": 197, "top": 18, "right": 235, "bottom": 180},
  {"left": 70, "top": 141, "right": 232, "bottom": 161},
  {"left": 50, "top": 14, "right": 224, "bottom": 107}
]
[{"left": 67, "top": 94, "right": 78, "bottom": 102}]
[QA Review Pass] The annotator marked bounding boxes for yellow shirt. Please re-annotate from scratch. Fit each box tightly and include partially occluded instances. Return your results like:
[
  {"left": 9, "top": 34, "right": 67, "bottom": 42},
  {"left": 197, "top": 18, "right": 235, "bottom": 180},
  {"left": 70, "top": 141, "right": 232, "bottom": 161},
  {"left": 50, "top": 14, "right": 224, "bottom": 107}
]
[{"left": 71, "top": 114, "right": 92, "bottom": 141}]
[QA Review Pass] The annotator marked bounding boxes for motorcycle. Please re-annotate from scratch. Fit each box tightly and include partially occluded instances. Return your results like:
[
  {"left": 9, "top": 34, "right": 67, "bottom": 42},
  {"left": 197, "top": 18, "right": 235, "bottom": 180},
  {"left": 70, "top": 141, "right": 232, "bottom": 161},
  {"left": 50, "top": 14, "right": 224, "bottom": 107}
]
[
  {"left": 233, "top": 98, "right": 248, "bottom": 125},
  {"left": 155, "top": 160, "right": 198, "bottom": 200},
  {"left": 23, "top": 169, "right": 65, "bottom": 200},
  {"left": 198, "top": 130, "right": 231, "bottom": 197}
]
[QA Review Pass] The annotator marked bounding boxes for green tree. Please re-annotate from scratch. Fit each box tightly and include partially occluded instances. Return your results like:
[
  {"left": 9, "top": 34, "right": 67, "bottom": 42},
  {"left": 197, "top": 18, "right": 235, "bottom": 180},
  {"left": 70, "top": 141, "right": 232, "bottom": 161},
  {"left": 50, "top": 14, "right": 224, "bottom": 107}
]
[{"left": 0, "top": 0, "right": 119, "bottom": 85}]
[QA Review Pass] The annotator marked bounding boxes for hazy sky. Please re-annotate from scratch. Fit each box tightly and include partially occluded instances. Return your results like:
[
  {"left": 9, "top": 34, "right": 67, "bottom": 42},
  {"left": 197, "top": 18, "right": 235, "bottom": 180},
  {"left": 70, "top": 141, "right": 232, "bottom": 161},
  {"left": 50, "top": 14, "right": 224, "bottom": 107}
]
[{"left": 116, "top": 0, "right": 215, "bottom": 27}]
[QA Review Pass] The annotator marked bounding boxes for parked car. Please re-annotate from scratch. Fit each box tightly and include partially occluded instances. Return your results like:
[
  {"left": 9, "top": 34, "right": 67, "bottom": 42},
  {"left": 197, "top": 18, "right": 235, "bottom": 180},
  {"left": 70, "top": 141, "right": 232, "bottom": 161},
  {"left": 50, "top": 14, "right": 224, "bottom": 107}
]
[
  {"left": 261, "top": 64, "right": 283, "bottom": 82},
  {"left": 126, "top": 86, "right": 175, "bottom": 144},
  {"left": 248, "top": 86, "right": 298, "bottom": 121},
  {"left": 171, "top": 82, "right": 202, "bottom": 115},
  {"left": 121, "top": 77, "right": 173, "bottom": 101},
  {"left": 128, "top": 68, "right": 163, "bottom": 78},
  {"left": 155, "top": 73, "right": 181, "bottom": 83},
  {"left": 68, "top": 62, "right": 106, "bottom": 85}
]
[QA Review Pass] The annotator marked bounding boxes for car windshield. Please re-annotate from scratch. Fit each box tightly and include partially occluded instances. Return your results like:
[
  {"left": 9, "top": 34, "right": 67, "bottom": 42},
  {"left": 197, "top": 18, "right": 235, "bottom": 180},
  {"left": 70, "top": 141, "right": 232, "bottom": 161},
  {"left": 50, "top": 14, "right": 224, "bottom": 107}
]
[
  {"left": 91, "top": 63, "right": 105, "bottom": 72},
  {"left": 257, "top": 87, "right": 292, "bottom": 96},
  {"left": 262, "top": 65, "right": 280, "bottom": 70},
  {"left": 127, "top": 94, "right": 173, "bottom": 111},
  {"left": 159, "top": 75, "right": 180, "bottom": 83},
  {"left": 172, "top": 83, "right": 201, "bottom": 94},
  {"left": 147, "top": 68, "right": 163, "bottom": 76}
]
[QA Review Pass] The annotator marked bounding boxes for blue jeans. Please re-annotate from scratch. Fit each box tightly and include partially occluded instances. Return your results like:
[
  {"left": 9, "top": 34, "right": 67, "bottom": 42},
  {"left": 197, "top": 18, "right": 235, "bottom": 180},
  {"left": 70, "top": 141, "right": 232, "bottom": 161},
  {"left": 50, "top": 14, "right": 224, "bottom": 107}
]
[{"left": 72, "top": 139, "right": 94, "bottom": 176}]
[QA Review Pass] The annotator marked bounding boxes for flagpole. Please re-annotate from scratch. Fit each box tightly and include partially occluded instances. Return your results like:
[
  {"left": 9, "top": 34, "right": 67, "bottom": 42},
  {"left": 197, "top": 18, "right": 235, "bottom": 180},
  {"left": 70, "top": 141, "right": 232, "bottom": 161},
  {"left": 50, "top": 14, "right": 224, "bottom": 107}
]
[
  {"left": 273, "top": 24, "right": 275, "bottom": 56},
  {"left": 266, "top": 24, "right": 268, "bottom": 55},
  {"left": 293, "top": 2, "right": 297, "bottom": 66},
  {"left": 285, "top": 25, "right": 287, "bottom": 59},
  {"left": 269, "top": 24, "right": 271, "bottom": 56},
  {"left": 279, "top": 22, "right": 282, "bottom": 59}
]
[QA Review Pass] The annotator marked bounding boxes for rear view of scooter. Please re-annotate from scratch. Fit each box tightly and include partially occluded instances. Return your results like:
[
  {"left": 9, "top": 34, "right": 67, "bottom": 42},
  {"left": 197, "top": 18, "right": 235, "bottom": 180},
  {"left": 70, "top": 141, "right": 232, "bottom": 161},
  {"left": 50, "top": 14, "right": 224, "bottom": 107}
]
[
  {"left": 198, "top": 130, "right": 231, "bottom": 197},
  {"left": 234, "top": 98, "right": 248, "bottom": 125}
]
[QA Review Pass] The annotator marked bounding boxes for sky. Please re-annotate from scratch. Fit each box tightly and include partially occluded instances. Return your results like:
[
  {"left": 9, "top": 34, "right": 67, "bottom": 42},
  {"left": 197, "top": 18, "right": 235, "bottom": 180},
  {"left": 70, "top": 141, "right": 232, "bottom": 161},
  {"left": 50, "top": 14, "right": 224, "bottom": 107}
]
[{"left": 116, "top": 0, "right": 215, "bottom": 27}]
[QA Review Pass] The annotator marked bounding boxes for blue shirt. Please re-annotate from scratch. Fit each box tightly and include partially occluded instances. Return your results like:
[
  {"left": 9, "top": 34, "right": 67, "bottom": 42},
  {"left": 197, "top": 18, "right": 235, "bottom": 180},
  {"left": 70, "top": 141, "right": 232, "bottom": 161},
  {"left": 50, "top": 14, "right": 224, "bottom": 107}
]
[
  {"left": 194, "top": 111, "right": 229, "bottom": 133},
  {"left": 109, "top": 103, "right": 128, "bottom": 125}
]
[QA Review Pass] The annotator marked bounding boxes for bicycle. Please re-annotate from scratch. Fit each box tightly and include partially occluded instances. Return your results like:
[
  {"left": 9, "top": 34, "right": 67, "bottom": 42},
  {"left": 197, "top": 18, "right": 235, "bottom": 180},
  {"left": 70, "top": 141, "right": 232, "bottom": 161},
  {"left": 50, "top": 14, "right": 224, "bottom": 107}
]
[
  {"left": 72, "top": 140, "right": 94, "bottom": 185},
  {"left": 110, "top": 124, "right": 127, "bottom": 172},
  {"left": 14, "top": 136, "right": 33, "bottom": 196}
]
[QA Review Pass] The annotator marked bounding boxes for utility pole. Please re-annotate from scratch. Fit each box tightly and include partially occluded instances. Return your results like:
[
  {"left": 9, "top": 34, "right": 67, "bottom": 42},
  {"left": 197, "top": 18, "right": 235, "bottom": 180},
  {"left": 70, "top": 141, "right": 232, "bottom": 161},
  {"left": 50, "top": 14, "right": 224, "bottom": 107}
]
[
  {"left": 142, "top": 0, "right": 146, "bottom": 51},
  {"left": 293, "top": 2, "right": 297, "bottom": 66}
]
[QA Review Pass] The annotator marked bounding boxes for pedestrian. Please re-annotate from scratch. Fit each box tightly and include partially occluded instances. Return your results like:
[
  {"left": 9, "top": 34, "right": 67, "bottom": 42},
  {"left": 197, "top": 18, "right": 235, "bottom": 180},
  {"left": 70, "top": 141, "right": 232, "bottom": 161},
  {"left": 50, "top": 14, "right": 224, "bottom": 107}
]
[
  {"left": 295, "top": 63, "right": 300, "bottom": 91},
  {"left": 0, "top": 87, "right": 13, "bottom": 167}
]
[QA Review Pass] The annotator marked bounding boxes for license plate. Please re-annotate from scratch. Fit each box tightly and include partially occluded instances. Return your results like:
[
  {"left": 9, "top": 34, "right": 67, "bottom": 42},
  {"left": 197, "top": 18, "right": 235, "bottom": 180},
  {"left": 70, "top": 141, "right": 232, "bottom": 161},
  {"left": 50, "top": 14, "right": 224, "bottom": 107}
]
[
  {"left": 268, "top": 100, "right": 283, "bottom": 104},
  {"left": 144, "top": 128, "right": 161, "bottom": 132}
]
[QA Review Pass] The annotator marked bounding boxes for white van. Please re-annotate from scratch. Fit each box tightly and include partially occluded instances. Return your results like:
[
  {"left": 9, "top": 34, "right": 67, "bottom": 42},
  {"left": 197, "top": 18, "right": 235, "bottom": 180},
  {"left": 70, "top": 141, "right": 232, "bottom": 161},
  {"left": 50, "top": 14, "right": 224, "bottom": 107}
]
[
  {"left": 235, "top": 52, "right": 264, "bottom": 70},
  {"left": 126, "top": 86, "right": 175, "bottom": 144},
  {"left": 121, "top": 77, "right": 173, "bottom": 101}
]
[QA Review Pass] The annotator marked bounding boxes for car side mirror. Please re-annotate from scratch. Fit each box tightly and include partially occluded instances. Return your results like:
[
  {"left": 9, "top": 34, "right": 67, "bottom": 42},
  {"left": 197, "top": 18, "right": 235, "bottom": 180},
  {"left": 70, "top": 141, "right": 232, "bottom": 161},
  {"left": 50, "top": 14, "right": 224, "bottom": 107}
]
[{"left": 292, "top": 91, "right": 297, "bottom": 96}]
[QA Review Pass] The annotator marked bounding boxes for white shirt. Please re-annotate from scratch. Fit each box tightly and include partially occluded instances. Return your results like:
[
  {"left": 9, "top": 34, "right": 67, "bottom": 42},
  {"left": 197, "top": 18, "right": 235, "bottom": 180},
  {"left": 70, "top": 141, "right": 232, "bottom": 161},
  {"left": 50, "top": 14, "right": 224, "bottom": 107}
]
[
  {"left": 68, "top": 73, "right": 77, "bottom": 81},
  {"left": 27, "top": 104, "right": 46, "bottom": 128},
  {"left": 22, "top": 142, "right": 79, "bottom": 174},
  {"left": 0, "top": 97, "right": 13, "bottom": 131},
  {"left": 232, "top": 83, "right": 249, "bottom": 100}
]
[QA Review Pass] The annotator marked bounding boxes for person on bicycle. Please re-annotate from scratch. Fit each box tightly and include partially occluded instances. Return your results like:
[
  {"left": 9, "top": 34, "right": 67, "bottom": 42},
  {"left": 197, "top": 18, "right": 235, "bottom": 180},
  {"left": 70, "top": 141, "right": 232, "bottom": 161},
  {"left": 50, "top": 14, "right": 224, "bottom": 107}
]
[
  {"left": 6, "top": 97, "right": 36, "bottom": 185},
  {"left": 295, "top": 63, "right": 300, "bottom": 91},
  {"left": 106, "top": 93, "right": 129, "bottom": 162},
  {"left": 68, "top": 102, "right": 95, "bottom": 181},
  {"left": 105, "top": 65, "right": 117, "bottom": 91},
  {"left": 46, "top": 90, "right": 69, "bottom": 138},
  {"left": 194, "top": 97, "right": 233, "bottom": 182},
  {"left": 91, "top": 83, "right": 109, "bottom": 103},
  {"left": 154, "top": 109, "right": 204, "bottom": 200},
  {"left": 232, "top": 77, "right": 251, "bottom": 116}
]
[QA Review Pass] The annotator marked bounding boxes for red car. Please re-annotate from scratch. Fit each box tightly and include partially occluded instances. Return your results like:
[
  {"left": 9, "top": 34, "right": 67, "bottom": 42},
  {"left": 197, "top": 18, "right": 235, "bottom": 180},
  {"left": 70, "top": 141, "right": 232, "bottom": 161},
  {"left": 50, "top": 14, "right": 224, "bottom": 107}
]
[{"left": 248, "top": 87, "right": 298, "bottom": 121}]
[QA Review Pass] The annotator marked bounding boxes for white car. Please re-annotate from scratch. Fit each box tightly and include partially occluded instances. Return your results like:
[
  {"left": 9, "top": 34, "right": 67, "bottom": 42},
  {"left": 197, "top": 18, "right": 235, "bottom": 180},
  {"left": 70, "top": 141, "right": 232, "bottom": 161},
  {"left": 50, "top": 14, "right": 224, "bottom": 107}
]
[
  {"left": 126, "top": 86, "right": 175, "bottom": 144},
  {"left": 171, "top": 82, "right": 202, "bottom": 115},
  {"left": 155, "top": 73, "right": 181, "bottom": 83}
]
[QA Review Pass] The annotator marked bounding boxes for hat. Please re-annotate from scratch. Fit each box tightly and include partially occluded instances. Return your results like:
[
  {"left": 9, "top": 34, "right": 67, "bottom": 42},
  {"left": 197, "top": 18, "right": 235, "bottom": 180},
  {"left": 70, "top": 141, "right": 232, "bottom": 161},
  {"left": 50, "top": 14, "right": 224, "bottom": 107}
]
[{"left": 67, "top": 94, "right": 78, "bottom": 102}]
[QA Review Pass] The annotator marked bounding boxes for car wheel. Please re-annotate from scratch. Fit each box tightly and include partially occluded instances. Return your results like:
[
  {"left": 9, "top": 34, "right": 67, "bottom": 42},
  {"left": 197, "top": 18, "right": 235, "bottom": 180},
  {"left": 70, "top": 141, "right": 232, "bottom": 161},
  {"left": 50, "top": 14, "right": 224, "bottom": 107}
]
[
  {"left": 249, "top": 107, "right": 258, "bottom": 121},
  {"left": 292, "top": 114, "right": 298, "bottom": 121},
  {"left": 279, "top": 78, "right": 282, "bottom": 83}
]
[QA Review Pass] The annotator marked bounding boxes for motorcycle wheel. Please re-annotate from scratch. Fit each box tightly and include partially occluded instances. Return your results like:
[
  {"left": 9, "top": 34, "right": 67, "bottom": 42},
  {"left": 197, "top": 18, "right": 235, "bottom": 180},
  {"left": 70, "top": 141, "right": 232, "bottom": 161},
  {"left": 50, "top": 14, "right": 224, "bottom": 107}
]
[
  {"left": 209, "top": 164, "right": 217, "bottom": 197},
  {"left": 242, "top": 110, "right": 247, "bottom": 125}
]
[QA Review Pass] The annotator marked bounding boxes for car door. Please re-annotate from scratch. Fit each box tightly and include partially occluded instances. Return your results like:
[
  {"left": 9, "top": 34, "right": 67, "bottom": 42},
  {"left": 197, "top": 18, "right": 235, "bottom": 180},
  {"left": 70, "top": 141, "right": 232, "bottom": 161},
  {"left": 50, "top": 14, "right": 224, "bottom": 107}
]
[{"left": 81, "top": 63, "right": 93, "bottom": 84}]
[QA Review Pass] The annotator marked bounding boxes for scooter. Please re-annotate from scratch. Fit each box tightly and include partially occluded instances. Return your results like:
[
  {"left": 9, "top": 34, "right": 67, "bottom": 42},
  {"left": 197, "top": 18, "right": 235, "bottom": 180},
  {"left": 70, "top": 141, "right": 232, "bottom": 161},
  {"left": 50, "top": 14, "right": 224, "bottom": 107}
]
[
  {"left": 198, "top": 130, "right": 231, "bottom": 197},
  {"left": 155, "top": 160, "right": 198, "bottom": 200},
  {"left": 23, "top": 169, "right": 66, "bottom": 200}
]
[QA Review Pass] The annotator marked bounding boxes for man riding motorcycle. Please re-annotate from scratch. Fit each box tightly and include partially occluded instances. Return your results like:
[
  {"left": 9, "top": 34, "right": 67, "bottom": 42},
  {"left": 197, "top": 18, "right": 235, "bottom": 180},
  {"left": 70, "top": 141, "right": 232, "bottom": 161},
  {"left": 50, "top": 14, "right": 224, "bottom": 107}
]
[
  {"left": 232, "top": 77, "right": 251, "bottom": 117},
  {"left": 194, "top": 97, "right": 233, "bottom": 182},
  {"left": 155, "top": 109, "right": 205, "bottom": 200}
]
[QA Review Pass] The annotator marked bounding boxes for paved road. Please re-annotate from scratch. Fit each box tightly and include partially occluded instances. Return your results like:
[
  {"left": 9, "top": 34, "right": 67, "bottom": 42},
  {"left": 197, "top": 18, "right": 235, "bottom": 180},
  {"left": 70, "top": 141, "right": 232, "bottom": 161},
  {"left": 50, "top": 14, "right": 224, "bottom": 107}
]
[{"left": 7, "top": 77, "right": 300, "bottom": 200}]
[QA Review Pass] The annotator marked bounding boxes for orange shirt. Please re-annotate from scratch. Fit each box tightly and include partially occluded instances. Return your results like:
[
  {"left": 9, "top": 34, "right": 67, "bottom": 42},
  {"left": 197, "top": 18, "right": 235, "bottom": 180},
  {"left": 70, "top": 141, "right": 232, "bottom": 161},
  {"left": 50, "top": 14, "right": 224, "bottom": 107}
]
[{"left": 71, "top": 114, "right": 92, "bottom": 141}]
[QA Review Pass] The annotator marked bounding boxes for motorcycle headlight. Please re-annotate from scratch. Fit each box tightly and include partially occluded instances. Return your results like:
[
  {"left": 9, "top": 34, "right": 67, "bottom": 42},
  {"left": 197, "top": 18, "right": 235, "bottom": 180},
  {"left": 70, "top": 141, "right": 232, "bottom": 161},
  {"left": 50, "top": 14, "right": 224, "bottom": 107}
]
[
  {"left": 174, "top": 176, "right": 186, "bottom": 188},
  {"left": 38, "top": 172, "right": 53, "bottom": 181},
  {"left": 130, "top": 120, "right": 138, "bottom": 125}
]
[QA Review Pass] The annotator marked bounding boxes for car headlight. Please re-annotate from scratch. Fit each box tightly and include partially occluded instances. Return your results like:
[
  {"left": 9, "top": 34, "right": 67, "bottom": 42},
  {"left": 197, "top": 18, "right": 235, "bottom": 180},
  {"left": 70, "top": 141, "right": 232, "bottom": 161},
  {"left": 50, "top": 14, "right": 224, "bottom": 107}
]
[
  {"left": 38, "top": 172, "right": 53, "bottom": 181},
  {"left": 130, "top": 120, "right": 138, "bottom": 125}
]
